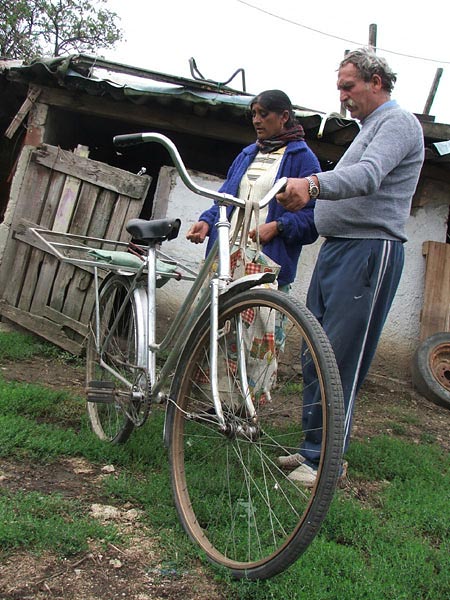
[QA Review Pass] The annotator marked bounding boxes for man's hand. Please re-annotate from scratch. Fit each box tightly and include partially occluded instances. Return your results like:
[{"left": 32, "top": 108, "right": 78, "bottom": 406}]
[
  {"left": 276, "top": 178, "right": 311, "bottom": 211},
  {"left": 249, "top": 221, "right": 278, "bottom": 244},
  {"left": 186, "top": 221, "right": 209, "bottom": 243}
]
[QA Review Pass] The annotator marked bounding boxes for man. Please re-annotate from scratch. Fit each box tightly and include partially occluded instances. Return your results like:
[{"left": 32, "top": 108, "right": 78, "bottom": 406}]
[{"left": 276, "top": 47, "right": 425, "bottom": 486}]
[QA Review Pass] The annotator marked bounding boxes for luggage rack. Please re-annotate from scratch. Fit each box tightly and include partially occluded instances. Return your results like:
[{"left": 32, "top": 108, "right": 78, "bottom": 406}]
[{"left": 29, "top": 227, "right": 197, "bottom": 282}]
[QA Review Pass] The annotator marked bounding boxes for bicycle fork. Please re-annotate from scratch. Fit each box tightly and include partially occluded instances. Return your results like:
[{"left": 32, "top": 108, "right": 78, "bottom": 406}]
[{"left": 209, "top": 206, "right": 256, "bottom": 428}]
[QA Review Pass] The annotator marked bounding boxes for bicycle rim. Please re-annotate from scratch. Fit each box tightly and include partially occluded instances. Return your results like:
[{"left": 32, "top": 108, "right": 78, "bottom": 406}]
[
  {"left": 167, "top": 288, "right": 344, "bottom": 580},
  {"left": 86, "top": 275, "right": 147, "bottom": 443}
]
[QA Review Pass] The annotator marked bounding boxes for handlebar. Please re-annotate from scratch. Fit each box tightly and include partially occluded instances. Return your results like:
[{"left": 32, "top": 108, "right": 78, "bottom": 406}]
[{"left": 113, "top": 132, "right": 287, "bottom": 209}]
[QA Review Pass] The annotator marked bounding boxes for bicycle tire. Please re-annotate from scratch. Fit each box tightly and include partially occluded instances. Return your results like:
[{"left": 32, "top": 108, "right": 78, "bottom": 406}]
[
  {"left": 86, "top": 274, "right": 148, "bottom": 443},
  {"left": 166, "top": 288, "right": 344, "bottom": 580}
]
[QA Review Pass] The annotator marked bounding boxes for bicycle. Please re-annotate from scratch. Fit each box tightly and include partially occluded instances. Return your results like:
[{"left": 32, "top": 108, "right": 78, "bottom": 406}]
[{"left": 32, "top": 132, "right": 344, "bottom": 580}]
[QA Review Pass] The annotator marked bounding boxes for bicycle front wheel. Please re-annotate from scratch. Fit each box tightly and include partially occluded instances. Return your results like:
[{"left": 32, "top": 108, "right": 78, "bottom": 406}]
[
  {"left": 86, "top": 275, "right": 148, "bottom": 444},
  {"left": 166, "top": 288, "right": 344, "bottom": 580}
]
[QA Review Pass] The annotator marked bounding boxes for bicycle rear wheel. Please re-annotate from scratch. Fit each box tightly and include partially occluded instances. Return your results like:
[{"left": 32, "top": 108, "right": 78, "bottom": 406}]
[
  {"left": 86, "top": 275, "right": 148, "bottom": 443},
  {"left": 166, "top": 288, "right": 344, "bottom": 580}
]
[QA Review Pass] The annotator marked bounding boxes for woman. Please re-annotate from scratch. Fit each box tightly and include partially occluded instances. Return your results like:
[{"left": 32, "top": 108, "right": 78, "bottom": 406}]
[
  {"left": 186, "top": 89, "right": 320, "bottom": 291},
  {"left": 186, "top": 90, "right": 322, "bottom": 405}
]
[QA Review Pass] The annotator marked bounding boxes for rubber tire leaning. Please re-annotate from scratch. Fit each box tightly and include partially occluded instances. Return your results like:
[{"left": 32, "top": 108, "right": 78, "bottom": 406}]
[{"left": 412, "top": 332, "right": 450, "bottom": 410}]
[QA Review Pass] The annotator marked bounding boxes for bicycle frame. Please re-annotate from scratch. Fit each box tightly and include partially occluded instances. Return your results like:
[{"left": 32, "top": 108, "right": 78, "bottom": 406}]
[
  {"left": 90, "top": 132, "right": 287, "bottom": 428},
  {"left": 92, "top": 220, "right": 272, "bottom": 428}
]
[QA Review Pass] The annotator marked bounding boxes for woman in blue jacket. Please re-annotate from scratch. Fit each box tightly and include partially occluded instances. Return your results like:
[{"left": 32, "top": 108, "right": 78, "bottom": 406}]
[{"left": 186, "top": 89, "right": 320, "bottom": 289}]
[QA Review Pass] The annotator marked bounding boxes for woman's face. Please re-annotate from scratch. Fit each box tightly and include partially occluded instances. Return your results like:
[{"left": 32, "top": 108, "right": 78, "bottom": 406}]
[{"left": 251, "top": 102, "right": 289, "bottom": 140}]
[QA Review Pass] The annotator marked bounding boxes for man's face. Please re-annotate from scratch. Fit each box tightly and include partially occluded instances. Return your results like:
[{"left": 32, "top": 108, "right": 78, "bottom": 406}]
[{"left": 337, "top": 63, "right": 380, "bottom": 121}]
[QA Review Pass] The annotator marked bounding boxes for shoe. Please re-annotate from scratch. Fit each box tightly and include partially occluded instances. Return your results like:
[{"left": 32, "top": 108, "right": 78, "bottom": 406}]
[
  {"left": 287, "top": 462, "right": 317, "bottom": 487},
  {"left": 276, "top": 453, "right": 305, "bottom": 470},
  {"left": 287, "top": 459, "right": 349, "bottom": 489}
]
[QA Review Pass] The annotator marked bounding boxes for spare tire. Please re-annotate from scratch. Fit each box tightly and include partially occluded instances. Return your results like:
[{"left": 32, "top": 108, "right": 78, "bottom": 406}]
[{"left": 412, "top": 332, "right": 450, "bottom": 410}]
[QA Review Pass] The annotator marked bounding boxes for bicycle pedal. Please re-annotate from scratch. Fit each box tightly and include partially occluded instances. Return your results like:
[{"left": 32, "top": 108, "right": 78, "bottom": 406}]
[{"left": 87, "top": 380, "right": 116, "bottom": 403}]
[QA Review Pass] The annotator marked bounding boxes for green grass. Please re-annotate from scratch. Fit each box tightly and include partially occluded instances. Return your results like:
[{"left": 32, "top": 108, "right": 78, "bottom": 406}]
[
  {"left": 0, "top": 330, "right": 449, "bottom": 599},
  {"left": 0, "top": 490, "right": 119, "bottom": 555},
  {"left": 0, "top": 330, "right": 82, "bottom": 365}
]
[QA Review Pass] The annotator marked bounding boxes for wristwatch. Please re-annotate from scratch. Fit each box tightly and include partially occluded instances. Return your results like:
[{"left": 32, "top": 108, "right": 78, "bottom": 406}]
[
  {"left": 306, "top": 176, "right": 320, "bottom": 200},
  {"left": 276, "top": 220, "right": 284, "bottom": 234}
]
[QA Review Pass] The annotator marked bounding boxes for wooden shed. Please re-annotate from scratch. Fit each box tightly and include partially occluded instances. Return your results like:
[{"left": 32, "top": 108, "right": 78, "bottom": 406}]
[{"left": 0, "top": 54, "right": 448, "bottom": 377}]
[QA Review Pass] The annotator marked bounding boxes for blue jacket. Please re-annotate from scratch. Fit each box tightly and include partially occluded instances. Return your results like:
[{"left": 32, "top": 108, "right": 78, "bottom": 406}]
[{"left": 199, "top": 140, "right": 320, "bottom": 286}]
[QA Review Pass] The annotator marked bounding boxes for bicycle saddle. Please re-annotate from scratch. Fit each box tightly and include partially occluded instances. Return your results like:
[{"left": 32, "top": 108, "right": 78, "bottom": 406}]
[{"left": 126, "top": 218, "right": 181, "bottom": 243}]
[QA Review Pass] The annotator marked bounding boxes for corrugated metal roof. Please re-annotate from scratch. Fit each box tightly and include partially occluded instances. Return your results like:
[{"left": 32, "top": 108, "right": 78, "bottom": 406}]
[
  {"left": 3, "top": 54, "right": 342, "bottom": 132},
  {"left": 3, "top": 54, "right": 450, "bottom": 157}
]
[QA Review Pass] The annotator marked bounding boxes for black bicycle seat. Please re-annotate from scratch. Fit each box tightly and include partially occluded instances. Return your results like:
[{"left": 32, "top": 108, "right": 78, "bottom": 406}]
[{"left": 126, "top": 218, "right": 181, "bottom": 243}]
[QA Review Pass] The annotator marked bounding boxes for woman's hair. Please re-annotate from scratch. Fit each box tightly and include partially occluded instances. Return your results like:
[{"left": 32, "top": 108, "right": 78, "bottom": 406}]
[
  {"left": 249, "top": 89, "right": 297, "bottom": 128},
  {"left": 340, "top": 47, "right": 397, "bottom": 93}
]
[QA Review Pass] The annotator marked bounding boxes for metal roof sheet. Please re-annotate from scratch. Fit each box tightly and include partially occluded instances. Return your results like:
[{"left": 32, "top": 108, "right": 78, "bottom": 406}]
[{"left": 3, "top": 54, "right": 450, "bottom": 154}]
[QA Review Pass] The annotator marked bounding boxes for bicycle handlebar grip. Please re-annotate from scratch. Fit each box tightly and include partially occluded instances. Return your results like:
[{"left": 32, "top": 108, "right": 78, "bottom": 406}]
[{"left": 113, "top": 133, "right": 145, "bottom": 148}]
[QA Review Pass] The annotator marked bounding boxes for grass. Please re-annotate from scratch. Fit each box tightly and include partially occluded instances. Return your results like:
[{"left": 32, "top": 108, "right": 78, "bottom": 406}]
[
  {"left": 0, "top": 330, "right": 449, "bottom": 599},
  {"left": 0, "top": 490, "right": 119, "bottom": 555}
]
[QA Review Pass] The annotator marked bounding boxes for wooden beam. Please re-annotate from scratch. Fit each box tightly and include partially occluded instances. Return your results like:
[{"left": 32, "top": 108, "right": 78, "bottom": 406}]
[
  {"left": 423, "top": 68, "right": 443, "bottom": 116},
  {"left": 0, "top": 300, "right": 84, "bottom": 354},
  {"left": 4, "top": 86, "right": 41, "bottom": 139},
  {"left": 37, "top": 85, "right": 254, "bottom": 146},
  {"left": 419, "top": 241, "right": 450, "bottom": 340},
  {"left": 31, "top": 144, "right": 150, "bottom": 199}
]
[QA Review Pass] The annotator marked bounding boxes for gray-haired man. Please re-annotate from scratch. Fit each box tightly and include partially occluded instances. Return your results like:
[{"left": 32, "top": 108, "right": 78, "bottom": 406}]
[{"left": 277, "top": 47, "right": 425, "bottom": 486}]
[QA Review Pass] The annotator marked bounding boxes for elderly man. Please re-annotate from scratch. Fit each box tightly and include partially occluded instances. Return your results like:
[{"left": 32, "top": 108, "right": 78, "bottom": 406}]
[{"left": 277, "top": 47, "right": 424, "bottom": 486}]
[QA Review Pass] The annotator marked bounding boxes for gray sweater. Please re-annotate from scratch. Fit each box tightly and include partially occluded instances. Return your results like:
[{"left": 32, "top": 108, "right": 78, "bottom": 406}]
[{"left": 315, "top": 101, "right": 424, "bottom": 242}]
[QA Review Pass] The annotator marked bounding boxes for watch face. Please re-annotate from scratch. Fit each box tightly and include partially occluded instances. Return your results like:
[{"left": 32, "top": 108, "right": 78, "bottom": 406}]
[
  {"left": 306, "top": 176, "right": 319, "bottom": 199},
  {"left": 310, "top": 185, "right": 319, "bottom": 199},
  {"left": 308, "top": 179, "right": 319, "bottom": 199}
]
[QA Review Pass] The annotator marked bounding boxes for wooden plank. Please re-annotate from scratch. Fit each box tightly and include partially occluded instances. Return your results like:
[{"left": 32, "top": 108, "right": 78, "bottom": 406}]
[
  {"left": 58, "top": 183, "right": 110, "bottom": 321},
  {"left": 13, "top": 219, "right": 53, "bottom": 254},
  {"left": 42, "top": 305, "right": 89, "bottom": 338},
  {"left": 30, "top": 146, "right": 89, "bottom": 315},
  {"left": 49, "top": 181, "right": 100, "bottom": 315},
  {"left": 73, "top": 188, "right": 123, "bottom": 324},
  {"left": 77, "top": 191, "right": 147, "bottom": 325},
  {"left": 0, "top": 300, "right": 83, "bottom": 355},
  {"left": 32, "top": 145, "right": 150, "bottom": 199},
  {"left": 4, "top": 86, "right": 41, "bottom": 139},
  {"left": 0, "top": 158, "right": 54, "bottom": 307},
  {"left": 53, "top": 145, "right": 90, "bottom": 230},
  {"left": 420, "top": 241, "right": 450, "bottom": 340},
  {"left": 18, "top": 170, "right": 66, "bottom": 312}
]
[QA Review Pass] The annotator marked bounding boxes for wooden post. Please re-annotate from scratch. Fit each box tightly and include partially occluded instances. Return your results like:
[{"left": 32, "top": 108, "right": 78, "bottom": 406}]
[
  {"left": 369, "top": 24, "right": 377, "bottom": 50},
  {"left": 423, "top": 68, "right": 443, "bottom": 115}
]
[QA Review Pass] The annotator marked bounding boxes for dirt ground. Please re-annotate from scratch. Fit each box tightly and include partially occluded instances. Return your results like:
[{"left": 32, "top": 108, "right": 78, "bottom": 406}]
[{"left": 0, "top": 355, "right": 449, "bottom": 599}]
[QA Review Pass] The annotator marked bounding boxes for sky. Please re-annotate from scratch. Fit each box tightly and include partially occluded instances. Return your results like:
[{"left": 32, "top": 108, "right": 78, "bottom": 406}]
[{"left": 102, "top": 0, "right": 450, "bottom": 125}]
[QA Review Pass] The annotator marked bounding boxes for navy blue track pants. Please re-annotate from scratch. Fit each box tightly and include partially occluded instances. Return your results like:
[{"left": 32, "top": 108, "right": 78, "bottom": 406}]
[{"left": 300, "top": 238, "right": 404, "bottom": 465}]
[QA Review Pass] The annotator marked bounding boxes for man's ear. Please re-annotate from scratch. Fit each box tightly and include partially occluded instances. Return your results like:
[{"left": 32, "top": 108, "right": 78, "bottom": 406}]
[{"left": 372, "top": 74, "right": 383, "bottom": 90}]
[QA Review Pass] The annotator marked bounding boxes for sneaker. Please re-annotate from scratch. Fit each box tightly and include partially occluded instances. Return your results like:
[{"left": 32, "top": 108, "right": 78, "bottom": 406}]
[
  {"left": 276, "top": 453, "right": 305, "bottom": 470},
  {"left": 286, "top": 459, "right": 349, "bottom": 489},
  {"left": 287, "top": 462, "right": 317, "bottom": 487}
]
